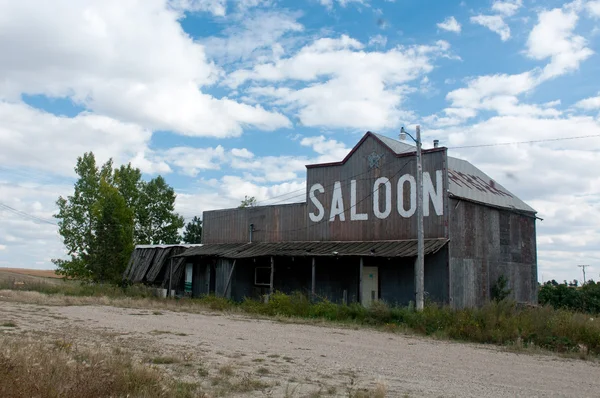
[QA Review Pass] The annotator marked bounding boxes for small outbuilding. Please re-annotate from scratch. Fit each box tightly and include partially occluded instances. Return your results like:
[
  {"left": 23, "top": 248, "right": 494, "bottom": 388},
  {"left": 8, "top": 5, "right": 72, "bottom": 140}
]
[
  {"left": 123, "top": 244, "right": 202, "bottom": 295},
  {"left": 126, "top": 132, "right": 538, "bottom": 308}
]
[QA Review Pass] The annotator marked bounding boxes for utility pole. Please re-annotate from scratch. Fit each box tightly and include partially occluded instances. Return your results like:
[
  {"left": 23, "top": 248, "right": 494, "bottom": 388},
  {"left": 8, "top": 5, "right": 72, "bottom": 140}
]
[
  {"left": 400, "top": 125, "right": 424, "bottom": 311},
  {"left": 578, "top": 265, "right": 589, "bottom": 285},
  {"left": 415, "top": 126, "right": 424, "bottom": 311}
]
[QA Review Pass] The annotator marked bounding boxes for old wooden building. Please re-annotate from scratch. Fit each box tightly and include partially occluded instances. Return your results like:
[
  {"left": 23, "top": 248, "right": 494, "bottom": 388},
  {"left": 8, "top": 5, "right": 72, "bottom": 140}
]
[{"left": 127, "top": 132, "right": 538, "bottom": 308}]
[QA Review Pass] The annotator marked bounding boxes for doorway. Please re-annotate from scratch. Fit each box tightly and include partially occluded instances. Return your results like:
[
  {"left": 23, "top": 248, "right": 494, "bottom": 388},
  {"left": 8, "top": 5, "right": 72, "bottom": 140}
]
[{"left": 362, "top": 266, "right": 379, "bottom": 306}]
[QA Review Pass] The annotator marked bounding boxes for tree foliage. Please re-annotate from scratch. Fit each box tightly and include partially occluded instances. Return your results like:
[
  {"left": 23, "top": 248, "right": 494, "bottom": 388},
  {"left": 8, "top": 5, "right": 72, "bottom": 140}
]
[
  {"left": 538, "top": 280, "right": 600, "bottom": 314},
  {"left": 88, "top": 180, "right": 134, "bottom": 283},
  {"left": 183, "top": 216, "right": 202, "bottom": 244},
  {"left": 53, "top": 152, "right": 183, "bottom": 282},
  {"left": 238, "top": 195, "right": 257, "bottom": 208},
  {"left": 136, "top": 176, "right": 184, "bottom": 244}
]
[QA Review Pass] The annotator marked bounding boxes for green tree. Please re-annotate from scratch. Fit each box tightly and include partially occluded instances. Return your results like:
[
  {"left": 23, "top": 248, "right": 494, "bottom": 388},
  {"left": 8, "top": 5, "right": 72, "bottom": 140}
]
[
  {"left": 183, "top": 216, "right": 202, "bottom": 244},
  {"left": 88, "top": 179, "right": 134, "bottom": 283},
  {"left": 136, "top": 176, "right": 184, "bottom": 244},
  {"left": 238, "top": 195, "right": 257, "bottom": 208},
  {"left": 54, "top": 152, "right": 184, "bottom": 282},
  {"left": 114, "top": 163, "right": 142, "bottom": 210},
  {"left": 53, "top": 152, "right": 104, "bottom": 279}
]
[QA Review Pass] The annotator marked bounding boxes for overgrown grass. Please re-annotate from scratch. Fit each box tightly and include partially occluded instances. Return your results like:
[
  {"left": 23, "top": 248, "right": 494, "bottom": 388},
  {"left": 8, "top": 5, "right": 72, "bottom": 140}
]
[
  {"left": 0, "top": 277, "right": 156, "bottom": 298},
  {"left": 0, "top": 336, "right": 203, "bottom": 398},
  {"left": 229, "top": 292, "right": 600, "bottom": 357},
  {"left": 2, "top": 281, "right": 599, "bottom": 358}
]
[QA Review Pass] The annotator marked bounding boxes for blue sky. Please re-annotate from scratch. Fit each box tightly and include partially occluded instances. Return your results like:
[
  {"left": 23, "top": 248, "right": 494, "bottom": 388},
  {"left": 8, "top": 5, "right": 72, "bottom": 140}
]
[{"left": 1, "top": 0, "right": 599, "bottom": 283}]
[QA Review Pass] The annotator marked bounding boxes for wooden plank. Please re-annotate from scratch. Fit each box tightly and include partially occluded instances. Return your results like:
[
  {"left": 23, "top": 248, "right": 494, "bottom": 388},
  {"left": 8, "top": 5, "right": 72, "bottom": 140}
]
[
  {"left": 311, "top": 257, "right": 316, "bottom": 300},
  {"left": 223, "top": 260, "right": 237, "bottom": 299},
  {"left": 270, "top": 256, "right": 275, "bottom": 296},
  {"left": 358, "top": 257, "right": 363, "bottom": 305}
]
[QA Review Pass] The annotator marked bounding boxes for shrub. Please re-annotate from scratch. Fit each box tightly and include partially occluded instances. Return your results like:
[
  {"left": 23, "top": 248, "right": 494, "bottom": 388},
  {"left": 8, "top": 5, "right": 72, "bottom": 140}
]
[{"left": 491, "top": 275, "right": 512, "bottom": 302}]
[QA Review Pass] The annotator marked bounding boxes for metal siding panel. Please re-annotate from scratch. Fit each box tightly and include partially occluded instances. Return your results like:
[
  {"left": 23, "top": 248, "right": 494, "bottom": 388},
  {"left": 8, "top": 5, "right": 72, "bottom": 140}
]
[{"left": 449, "top": 198, "right": 537, "bottom": 307}]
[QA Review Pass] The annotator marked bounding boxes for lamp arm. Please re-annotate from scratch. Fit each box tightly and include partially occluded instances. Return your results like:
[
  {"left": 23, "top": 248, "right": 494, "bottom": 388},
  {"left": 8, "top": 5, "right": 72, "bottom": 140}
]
[{"left": 404, "top": 131, "right": 418, "bottom": 144}]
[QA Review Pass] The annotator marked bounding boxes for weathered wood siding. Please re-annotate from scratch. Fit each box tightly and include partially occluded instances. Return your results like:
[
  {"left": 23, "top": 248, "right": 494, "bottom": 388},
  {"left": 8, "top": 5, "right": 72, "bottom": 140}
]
[
  {"left": 448, "top": 198, "right": 537, "bottom": 308},
  {"left": 202, "top": 203, "right": 307, "bottom": 244},
  {"left": 306, "top": 135, "right": 449, "bottom": 241}
]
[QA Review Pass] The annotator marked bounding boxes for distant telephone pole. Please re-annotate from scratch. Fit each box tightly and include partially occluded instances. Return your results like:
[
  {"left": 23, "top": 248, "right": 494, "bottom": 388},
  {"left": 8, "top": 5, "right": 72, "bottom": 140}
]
[{"left": 578, "top": 265, "right": 589, "bottom": 285}]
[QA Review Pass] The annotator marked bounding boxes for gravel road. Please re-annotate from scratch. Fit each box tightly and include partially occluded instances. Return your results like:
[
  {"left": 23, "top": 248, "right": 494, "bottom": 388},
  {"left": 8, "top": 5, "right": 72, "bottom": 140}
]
[{"left": 1, "top": 301, "right": 599, "bottom": 397}]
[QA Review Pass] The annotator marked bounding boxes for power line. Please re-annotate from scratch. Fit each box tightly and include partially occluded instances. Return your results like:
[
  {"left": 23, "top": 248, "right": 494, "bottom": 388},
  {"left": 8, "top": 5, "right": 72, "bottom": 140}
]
[
  {"left": 0, "top": 202, "right": 57, "bottom": 225},
  {"left": 447, "top": 134, "right": 600, "bottom": 149}
]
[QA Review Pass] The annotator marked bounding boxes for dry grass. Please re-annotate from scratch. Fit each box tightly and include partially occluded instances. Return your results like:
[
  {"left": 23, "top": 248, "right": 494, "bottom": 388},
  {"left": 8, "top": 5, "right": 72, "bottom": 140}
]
[{"left": 0, "top": 336, "right": 203, "bottom": 398}]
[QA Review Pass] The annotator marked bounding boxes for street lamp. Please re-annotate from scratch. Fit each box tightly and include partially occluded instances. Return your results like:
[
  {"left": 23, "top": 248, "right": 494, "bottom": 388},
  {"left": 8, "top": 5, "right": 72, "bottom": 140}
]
[{"left": 400, "top": 125, "right": 424, "bottom": 311}]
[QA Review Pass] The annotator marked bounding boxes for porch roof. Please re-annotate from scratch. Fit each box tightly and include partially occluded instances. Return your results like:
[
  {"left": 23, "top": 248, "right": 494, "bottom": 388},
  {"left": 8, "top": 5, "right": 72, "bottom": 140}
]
[{"left": 177, "top": 238, "right": 448, "bottom": 259}]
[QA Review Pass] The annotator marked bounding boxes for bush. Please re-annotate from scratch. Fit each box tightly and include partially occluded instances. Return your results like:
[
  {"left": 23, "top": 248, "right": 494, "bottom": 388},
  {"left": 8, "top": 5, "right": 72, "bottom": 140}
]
[
  {"left": 491, "top": 275, "right": 512, "bottom": 302},
  {"left": 539, "top": 280, "right": 600, "bottom": 314}
]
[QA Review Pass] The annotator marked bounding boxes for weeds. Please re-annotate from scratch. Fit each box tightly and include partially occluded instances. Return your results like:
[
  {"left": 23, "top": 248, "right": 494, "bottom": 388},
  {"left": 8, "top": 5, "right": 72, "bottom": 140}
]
[
  {"left": 1, "top": 321, "right": 17, "bottom": 328},
  {"left": 257, "top": 366, "right": 270, "bottom": 375},
  {"left": 2, "top": 283, "right": 599, "bottom": 358},
  {"left": 149, "top": 356, "right": 180, "bottom": 365},
  {"left": 0, "top": 336, "right": 199, "bottom": 398}
]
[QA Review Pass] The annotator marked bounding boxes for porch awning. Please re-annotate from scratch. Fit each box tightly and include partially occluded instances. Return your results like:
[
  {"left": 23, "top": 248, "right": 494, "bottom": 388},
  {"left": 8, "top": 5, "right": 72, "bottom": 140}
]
[{"left": 177, "top": 238, "right": 448, "bottom": 259}]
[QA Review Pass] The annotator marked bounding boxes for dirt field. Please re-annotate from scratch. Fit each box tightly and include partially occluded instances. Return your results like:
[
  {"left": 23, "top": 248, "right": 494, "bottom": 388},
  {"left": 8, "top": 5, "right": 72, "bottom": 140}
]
[
  {"left": 0, "top": 268, "right": 61, "bottom": 279},
  {"left": 1, "top": 299, "right": 599, "bottom": 397}
]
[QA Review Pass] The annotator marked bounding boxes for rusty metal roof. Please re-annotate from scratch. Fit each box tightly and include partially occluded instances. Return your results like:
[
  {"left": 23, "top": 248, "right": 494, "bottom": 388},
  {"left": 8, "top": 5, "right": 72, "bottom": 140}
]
[
  {"left": 177, "top": 239, "right": 448, "bottom": 259},
  {"left": 370, "top": 133, "right": 536, "bottom": 213}
]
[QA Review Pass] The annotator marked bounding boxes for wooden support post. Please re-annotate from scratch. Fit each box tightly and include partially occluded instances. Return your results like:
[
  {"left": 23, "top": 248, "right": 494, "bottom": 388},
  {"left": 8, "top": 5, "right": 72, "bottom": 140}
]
[
  {"left": 269, "top": 256, "right": 275, "bottom": 296},
  {"left": 358, "top": 257, "right": 364, "bottom": 305},
  {"left": 168, "top": 257, "right": 174, "bottom": 298},
  {"left": 311, "top": 257, "right": 316, "bottom": 301},
  {"left": 223, "top": 260, "right": 237, "bottom": 299}
]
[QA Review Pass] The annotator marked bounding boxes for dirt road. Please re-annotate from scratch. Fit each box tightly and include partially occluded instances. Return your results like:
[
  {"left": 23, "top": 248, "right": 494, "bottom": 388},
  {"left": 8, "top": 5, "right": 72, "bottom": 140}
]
[{"left": 1, "top": 301, "right": 599, "bottom": 397}]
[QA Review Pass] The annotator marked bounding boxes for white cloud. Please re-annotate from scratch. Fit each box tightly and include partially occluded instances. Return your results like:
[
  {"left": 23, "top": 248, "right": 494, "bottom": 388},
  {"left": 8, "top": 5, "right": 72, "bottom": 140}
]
[
  {"left": 470, "top": 15, "right": 511, "bottom": 41},
  {"left": 202, "top": 10, "right": 303, "bottom": 65},
  {"left": 368, "top": 34, "right": 388, "bottom": 47},
  {"left": 0, "top": 182, "right": 68, "bottom": 269},
  {"left": 444, "top": 71, "right": 536, "bottom": 117},
  {"left": 319, "top": 0, "right": 367, "bottom": 9},
  {"left": 0, "top": 0, "right": 290, "bottom": 137},
  {"left": 0, "top": 245, "right": 6, "bottom": 251},
  {"left": 159, "top": 146, "right": 227, "bottom": 177},
  {"left": 230, "top": 36, "right": 453, "bottom": 129},
  {"left": 492, "top": 0, "right": 523, "bottom": 16},
  {"left": 0, "top": 101, "right": 154, "bottom": 176},
  {"left": 575, "top": 93, "right": 600, "bottom": 110},
  {"left": 437, "top": 16, "right": 462, "bottom": 33},
  {"left": 300, "top": 135, "right": 350, "bottom": 162},
  {"left": 587, "top": 0, "right": 600, "bottom": 18},
  {"left": 168, "top": 0, "right": 227, "bottom": 16},
  {"left": 542, "top": 99, "right": 561, "bottom": 108},
  {"left": 526, "top": 6, "right": 593, "bottom": 81},
  {"left": 231, "top": 148, "right": 255, "bottom": 158}
]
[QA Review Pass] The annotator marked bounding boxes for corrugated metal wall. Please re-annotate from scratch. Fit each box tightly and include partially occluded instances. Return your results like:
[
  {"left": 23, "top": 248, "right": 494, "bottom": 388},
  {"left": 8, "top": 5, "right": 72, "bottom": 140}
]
[
  {"left": 448, "top": 198, "right": 537, "bottom": 308},
  {"left": 202, "top": 203, "right": 307, "bottom": 244}
]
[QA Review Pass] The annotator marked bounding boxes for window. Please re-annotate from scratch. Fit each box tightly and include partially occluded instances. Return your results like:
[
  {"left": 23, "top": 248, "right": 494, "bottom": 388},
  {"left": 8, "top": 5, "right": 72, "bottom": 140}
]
[{"left": 255, "top": 267, "right": 271, "bottom": 286}]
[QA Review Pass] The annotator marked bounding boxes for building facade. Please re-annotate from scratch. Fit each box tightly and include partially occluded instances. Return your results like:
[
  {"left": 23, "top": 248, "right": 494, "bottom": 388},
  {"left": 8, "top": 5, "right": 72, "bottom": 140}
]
[{"left": 126, "top": 132, "right": 538, "bottom": 308}]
